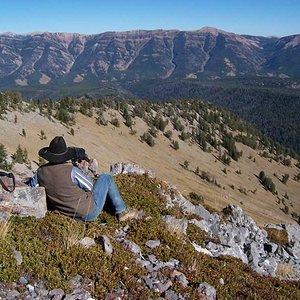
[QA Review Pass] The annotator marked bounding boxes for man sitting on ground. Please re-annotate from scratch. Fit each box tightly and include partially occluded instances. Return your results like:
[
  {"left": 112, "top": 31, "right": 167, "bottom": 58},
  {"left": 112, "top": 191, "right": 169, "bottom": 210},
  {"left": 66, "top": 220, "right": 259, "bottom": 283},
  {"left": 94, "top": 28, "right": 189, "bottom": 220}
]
[{"left": 29, "top": 136, "right": 143, "bottom": 222}]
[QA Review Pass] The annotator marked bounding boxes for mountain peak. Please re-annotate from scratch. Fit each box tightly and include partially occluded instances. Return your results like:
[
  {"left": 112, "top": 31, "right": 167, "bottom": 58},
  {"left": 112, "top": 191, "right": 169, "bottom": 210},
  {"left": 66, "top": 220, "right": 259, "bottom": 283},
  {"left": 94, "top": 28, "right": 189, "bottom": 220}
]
[{"left": 198, "top": 26, "right": 230, "bottom": 35}]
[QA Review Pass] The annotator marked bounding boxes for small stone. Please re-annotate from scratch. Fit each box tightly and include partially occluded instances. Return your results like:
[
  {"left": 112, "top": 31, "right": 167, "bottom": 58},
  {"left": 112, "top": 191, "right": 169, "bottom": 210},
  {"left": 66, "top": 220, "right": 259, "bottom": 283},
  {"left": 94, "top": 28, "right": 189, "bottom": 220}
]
[
  {"left": 219, "top": 278, "right": 225, "bottom": 285},
  {"left": 95, "top": 235, "right": 113, "bottom": 254},
  {"left": 155, "top": 279, "right": 172, "bottom": 294},
  {"left": 135, "top": 258, "right": 151, "bottom": 268},
  {"left": 79, "top": 237, "right": 96, "bottom": 248},
  {"left": 171, "top": 270, "right": 189, "bottom": 288},
  {"left": 165, "top": 259, "right": 179, "bottom": 268},
  {"left": 147, "top": 254, "right": 157, "bottom": 263},
  {"left": 122, "top": 239, "right": 141, "bottom": 255},
  {"left": 164, "top": 289, "right": 181, "bottom": 300},
  {"left": 18, "top": 276, "right": 28, "bottom": 285},
  {"left": 146, "top": 240, "right": 161, "bottom": 249},
  {"left": 49, "top": 288, "right": 65, "bottom": 297},
  {"left": 192, "top": 242, "right": 213, "bottom": 256},
  {"left": 12, "top": 248, "right": 23, "bottom": 265},
  {"left": 6, "top": 290, "right": 20, "bottom": 300},
  {"left": 153, "top": 262, "right": 165, "bottom": 271},
  {"left": 123, "top": 225, "right": 130, "bottom": 232},
  {"left": 198, "top": 282, "right": 217, "bottom": 300},
  {"left": 26, "top": 284, "right": 35, "bottom": 293}
]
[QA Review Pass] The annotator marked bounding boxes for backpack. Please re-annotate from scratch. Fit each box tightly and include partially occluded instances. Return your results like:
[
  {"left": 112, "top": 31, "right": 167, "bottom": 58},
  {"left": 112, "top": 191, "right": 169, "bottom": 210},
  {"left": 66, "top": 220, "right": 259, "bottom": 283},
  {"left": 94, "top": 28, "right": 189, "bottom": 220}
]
[{"left": 0, "top": 171, "right": 16, "bottom": 192}]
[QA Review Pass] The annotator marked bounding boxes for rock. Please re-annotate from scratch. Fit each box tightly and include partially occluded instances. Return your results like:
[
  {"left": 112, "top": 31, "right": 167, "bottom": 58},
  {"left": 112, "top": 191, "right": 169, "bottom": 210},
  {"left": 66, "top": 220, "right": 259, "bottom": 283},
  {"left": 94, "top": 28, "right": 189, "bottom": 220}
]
[
  {"left": 198, "top": 282, "right": 217, "bottom": 300},
  {"left": 135, "top": 258, "right": 152, "bottom": 268},
  {"left": 18, "top": 276, "right": 28, "bottom": 285},
  {"left": 146, "top": 240, "right": 161, "bottom": 249},
  {"left": 110, "top": 162, "right": 155, "bottom": 178},
  {"left": 264, "top": 242, "right": 278, "bottom": 254},
  {"left": 0, "top": 187, "right": 46, "bottom": 220},
  {"left": 164, "top": 259, "right": 179, "bottom": 269},
  {"left": 162, "top": 215, "right": 188, "bottom": 235},
  {"left": 192, "top": 242, "right": 213, "bottom": 256},
  {"left": 122, "top": 239, "right": 141, "bottom": 255},
  {"left": 164, "top": 290, "right": 182, "bottom": 300},
  {"left": 260, "top": 257, "right": 278, "bottom": 277},
  {"left": 219, "top": 278, "right": 225, "bottom": 285},
  {"left": 12, "top": 248, "right": 23, "bottom": 265},
  {"left": 49, "top": 288, "right": 65, "bottom": 298},
  {"left": 68, "top": 275, "right": 83, "bottom": 289},
  {"left": 26, "top": 284, "right": 35, "bottom": 293},
  {"left": 96, "top": 235, "right": 113, "bottom": 254},
  {"left": 285, "top": 224, "right": 300, "bottom": 259},
  {"left": 105, "top": 290, "right": 125, "bottom": 300},
  {"left": 147, "top": 254, "right": 158, "bottom": 263},
  {"left": 155, "top": 279, "right": 172, "bottom": 294},
  {"left": 79, "top": 237, "right": 96, "bottom": 248},
  {"left": 170, "top": 270, "right": 189, "bottom": 288},
  {"left": 245, "top": 243, "right": 260, "bottom": 266},
  {"left": 12, "top": 163, "right": 38, "bottom": 184},
  {"left": 64, "top": 290, "right": 94, "bottom": 300},
  {"left": 220, "top": 244, "right": 248, "bottom": 264},
  {"left": 6, "top": 290, "right": 20, "bottom": 300},
  {"left": 285, "top": 224, "right": 300, "bottom": 243},
  {"left": 275, "top": 247, "right": 290, "bottom": 261},
  {"left": 189, "top": 219, "right": 211, "bottom": 233}
]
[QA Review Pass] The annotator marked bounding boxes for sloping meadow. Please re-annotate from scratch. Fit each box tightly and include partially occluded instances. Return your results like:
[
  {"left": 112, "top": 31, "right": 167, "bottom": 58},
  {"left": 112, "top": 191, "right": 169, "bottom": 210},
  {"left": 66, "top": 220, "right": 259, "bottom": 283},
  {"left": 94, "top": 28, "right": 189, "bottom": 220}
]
[{"left": 0, "top": 173, "right": 299, "bottom": 299}]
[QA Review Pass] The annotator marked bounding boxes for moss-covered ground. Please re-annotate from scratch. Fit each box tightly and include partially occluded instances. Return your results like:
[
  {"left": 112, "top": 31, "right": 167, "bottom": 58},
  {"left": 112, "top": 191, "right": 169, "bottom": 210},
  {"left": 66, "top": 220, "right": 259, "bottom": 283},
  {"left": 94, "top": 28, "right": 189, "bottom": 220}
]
[{"left": 0, "top": 174, "right": 299, "bottom": 299}]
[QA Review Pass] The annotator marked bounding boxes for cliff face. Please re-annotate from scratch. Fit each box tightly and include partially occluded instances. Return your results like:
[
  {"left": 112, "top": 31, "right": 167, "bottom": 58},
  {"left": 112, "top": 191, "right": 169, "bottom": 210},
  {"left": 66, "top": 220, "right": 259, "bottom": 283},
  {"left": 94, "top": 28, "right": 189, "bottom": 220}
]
[{"left": 0, "top": 28, "right": 299, "bottom": 89}]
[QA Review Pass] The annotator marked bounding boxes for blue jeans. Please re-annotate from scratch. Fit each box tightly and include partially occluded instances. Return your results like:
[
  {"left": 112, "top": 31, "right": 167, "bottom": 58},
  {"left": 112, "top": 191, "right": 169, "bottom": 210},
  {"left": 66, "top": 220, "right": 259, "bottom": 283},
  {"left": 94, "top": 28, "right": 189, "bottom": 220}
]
[{"left": 84, "top": 174, "right": 126, "bottom": 221}]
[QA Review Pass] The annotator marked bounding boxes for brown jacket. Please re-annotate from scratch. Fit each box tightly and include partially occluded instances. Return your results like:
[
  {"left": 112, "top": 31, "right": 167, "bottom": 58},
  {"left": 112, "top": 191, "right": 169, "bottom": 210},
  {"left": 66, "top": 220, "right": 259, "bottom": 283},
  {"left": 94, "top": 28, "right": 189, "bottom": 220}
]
[{"left": 37, "top": 163, "right": 95, "bottom": 217}]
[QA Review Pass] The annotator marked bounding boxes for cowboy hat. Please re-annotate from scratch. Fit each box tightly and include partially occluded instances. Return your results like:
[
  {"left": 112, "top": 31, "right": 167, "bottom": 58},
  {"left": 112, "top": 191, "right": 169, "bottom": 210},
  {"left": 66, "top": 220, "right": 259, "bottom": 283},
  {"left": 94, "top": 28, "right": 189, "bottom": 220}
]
[{"left": 38, "top": 136, "right": 76, "bottom": 163}]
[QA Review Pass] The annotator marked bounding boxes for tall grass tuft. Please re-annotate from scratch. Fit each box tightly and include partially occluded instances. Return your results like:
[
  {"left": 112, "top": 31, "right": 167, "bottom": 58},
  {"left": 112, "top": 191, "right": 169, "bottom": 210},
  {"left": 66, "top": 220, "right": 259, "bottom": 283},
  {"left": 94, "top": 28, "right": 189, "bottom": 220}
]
[{"left": 0, "top": 214, "right": 11, "bottom": 240}]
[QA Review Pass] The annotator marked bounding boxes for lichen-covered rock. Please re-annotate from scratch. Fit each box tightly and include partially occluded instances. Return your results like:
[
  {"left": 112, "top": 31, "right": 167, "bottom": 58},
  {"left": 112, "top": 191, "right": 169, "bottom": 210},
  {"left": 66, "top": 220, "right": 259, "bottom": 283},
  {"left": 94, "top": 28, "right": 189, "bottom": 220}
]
[{"left": 0, "top": 187, "right": 46, "bottom": 221}]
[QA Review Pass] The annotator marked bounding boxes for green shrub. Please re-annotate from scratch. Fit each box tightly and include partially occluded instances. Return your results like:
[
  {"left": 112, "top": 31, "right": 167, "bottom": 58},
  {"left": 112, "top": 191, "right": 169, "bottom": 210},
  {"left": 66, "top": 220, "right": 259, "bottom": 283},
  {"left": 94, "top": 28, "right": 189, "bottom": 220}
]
[{"left": 141, "top": 133, "right": 155, "bottom": 147}]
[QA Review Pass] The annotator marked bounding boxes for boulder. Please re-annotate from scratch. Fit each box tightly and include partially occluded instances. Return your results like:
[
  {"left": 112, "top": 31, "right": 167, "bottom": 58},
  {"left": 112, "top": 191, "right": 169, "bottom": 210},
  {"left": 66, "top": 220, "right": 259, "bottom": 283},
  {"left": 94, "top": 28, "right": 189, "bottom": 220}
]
[{"left": 0, "top": 187, "right": 46, "bottom": 221}]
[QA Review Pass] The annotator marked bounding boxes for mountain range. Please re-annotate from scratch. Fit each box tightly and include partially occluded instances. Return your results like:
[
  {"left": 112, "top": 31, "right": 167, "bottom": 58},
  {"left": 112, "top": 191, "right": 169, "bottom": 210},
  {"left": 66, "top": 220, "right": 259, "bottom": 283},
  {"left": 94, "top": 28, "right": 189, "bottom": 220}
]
[{"left": 0, "top": 27, "right": 299, "bottom": 95}]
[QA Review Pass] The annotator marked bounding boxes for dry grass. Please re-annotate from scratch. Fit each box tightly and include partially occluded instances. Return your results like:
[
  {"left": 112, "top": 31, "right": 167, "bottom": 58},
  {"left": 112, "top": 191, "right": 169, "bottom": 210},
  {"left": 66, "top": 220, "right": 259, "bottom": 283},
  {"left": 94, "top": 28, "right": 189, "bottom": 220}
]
[
  {"left": 0, "top": 215, "right": 11, "bottom": 240},
  {"left": 276, "top": 263, "right": 297, "bottom": 277},
  {"left": 265, "top": 227, "right": 289, "bottom": 246},
  {"left": 60, "top": 222, "right": 85, "bottom": 250}
]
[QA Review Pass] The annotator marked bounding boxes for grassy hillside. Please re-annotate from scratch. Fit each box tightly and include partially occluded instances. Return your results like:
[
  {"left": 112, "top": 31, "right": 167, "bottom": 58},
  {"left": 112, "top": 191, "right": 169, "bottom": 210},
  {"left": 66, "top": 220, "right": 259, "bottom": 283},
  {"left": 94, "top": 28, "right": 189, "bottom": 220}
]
[
  {"left": 0, "top": 175, "right": 300, "bottom": 299},
  {"left": 0, "top": 92, "right": 299, "bottom": 226}
]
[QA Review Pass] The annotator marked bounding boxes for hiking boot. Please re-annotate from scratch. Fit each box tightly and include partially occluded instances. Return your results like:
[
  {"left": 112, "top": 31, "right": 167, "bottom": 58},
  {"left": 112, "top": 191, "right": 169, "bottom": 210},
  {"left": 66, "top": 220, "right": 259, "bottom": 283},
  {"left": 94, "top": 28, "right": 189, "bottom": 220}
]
[{"left": 116, "top": 208, "right": 144, "bottom": 222}]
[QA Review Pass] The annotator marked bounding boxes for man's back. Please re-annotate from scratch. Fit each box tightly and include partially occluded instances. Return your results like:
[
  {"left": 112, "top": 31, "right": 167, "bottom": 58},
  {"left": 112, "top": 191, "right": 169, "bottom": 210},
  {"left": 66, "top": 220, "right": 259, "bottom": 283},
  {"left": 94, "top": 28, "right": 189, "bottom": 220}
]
[{"left": 38, "top": 162, "right": 94, "bottom": 218}]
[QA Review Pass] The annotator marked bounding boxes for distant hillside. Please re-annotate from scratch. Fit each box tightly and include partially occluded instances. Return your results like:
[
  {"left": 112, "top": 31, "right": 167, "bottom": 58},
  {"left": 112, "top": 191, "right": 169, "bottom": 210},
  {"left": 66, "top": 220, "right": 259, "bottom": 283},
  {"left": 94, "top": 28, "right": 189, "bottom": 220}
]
[
  {"left": 127, "top": 78, "right": 300, "bottom": 155},
  {"left": 0, "top": 91, "right": 299, "bottom": 226},
  {"left": 0, "top": 28, "right": 299, "bottom": 97}
]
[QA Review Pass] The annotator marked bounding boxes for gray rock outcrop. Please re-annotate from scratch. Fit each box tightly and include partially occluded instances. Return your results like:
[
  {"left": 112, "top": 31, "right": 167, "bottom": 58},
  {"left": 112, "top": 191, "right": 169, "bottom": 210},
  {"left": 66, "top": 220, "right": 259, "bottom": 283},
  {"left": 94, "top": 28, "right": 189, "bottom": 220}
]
[{"left": 0, "top": 187, "right": 47, "bottom": 221}]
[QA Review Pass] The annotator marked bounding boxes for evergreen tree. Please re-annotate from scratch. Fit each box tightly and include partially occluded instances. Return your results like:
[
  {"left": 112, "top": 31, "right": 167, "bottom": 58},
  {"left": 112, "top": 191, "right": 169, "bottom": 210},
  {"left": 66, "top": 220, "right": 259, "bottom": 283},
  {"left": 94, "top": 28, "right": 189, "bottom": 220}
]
[
  {"left": 259, "top": 171, "right": 266, "bottom": 182},
  {"left": 282, "top": 174, "right": 289, "bottom": 184},
  {"left": 0, "top": 144, "right": 9, "bottom": 170}
]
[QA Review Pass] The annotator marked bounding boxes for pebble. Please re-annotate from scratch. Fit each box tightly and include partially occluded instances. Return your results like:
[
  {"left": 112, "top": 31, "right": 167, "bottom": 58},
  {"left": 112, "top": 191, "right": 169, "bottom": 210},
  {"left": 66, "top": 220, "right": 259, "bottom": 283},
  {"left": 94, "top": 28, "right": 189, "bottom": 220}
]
[
  {"left": 95, "top": 235, "right": 113, "bottom": 254},
  {"left": 18, "top": 276, "right": 28, "bottom": 285},
  {"left": 146, "top": 239, "right": 161, "bottom": 249}
]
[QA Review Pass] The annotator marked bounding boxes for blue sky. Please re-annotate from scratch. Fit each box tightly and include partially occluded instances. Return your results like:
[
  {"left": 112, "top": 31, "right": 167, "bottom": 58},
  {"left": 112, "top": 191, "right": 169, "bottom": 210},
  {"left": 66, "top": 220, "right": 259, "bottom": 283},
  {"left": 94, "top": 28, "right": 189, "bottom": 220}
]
[{"left": 1, "top": 0, "right": 299, "bottom": 37}]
